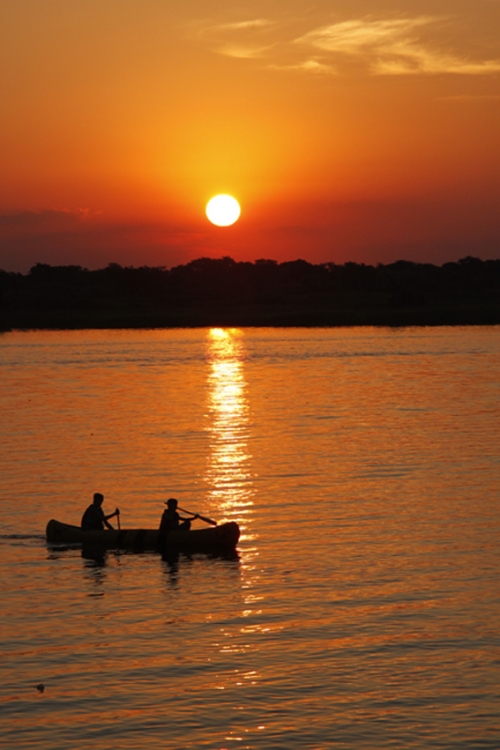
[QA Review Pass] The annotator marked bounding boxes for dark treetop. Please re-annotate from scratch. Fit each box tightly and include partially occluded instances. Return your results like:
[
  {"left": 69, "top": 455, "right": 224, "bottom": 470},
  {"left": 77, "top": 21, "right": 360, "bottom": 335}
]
[{"left": 1, "top": 256, "right": 499, "bottom": 330}]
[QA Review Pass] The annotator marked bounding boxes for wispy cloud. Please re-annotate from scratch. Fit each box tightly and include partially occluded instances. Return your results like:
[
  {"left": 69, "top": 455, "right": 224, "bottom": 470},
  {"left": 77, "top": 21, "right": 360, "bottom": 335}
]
[
  {"left": 297, "top": 17, "right": 500, "bottom": 75},
  {"left": 270, "top": 59, "right": 337, "bottom": 75},
  {"left": 297, "top": 17, "right": 433, "bottom": 55},
  {"left": 192, "top": 18, "right": 276, "bottom": 59},
  {"left": 193, "top": 14, "right": 500, "bottom": 76},
  {"left": 0, "top": 208, "right": 90, "bottom": 232}
]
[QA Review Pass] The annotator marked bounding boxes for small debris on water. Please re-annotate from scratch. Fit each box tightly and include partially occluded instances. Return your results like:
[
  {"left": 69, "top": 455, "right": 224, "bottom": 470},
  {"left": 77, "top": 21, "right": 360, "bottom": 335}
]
[{"left": 35, "top": 684, "right": 45, "bottom": 693}]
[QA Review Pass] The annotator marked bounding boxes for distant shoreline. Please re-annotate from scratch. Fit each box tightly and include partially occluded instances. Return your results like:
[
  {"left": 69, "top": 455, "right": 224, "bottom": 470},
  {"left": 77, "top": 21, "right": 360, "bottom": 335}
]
[
  {"left": 2, "top": 256, "right": 499, "bottom": 331},
  {"left": 2, "top": 308, "right": 500, "bottom": 332}
]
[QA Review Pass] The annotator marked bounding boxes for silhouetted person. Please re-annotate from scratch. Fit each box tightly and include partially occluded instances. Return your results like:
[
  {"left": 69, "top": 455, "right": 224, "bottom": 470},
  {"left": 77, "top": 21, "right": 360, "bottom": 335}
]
[
  {"left": 81, "top": 492, "right": 119, "bottom": 531},
  {"left": 159, "top": 498, "right": 196, "bottom": 532}
]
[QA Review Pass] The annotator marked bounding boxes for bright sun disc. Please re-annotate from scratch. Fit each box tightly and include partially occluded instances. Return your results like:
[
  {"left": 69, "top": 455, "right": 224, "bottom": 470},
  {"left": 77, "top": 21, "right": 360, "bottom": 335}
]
[{"left": 206, "top": 194, "right": 241, "bottom": 227}]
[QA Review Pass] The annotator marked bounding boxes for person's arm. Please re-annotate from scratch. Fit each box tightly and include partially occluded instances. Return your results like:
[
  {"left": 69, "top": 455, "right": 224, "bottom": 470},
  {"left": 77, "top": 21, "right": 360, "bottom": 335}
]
[
  {"left": 103, "top": 508, "right": 119, "bottom": 530},
  {"left": 179, "top": 513, "right": 198, "bottom": 523}
]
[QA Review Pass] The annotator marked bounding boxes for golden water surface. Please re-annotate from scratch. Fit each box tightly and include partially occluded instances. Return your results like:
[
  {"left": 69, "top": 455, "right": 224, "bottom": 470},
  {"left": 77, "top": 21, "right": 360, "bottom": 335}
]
[{"left": 0, "top": 327, "right": 499, "bottom": 749}]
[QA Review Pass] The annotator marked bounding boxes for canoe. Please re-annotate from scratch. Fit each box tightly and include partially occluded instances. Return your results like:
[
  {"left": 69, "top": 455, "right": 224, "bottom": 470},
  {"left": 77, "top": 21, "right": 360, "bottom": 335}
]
[{"left": 46, "top": 519, "right": 240, "bottom": 554}]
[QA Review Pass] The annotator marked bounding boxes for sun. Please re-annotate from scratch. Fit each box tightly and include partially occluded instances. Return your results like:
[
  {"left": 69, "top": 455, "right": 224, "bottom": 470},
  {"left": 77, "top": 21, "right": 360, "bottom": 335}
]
[{"left": 206, "top": 194, "right": 241, "bottom": 227}]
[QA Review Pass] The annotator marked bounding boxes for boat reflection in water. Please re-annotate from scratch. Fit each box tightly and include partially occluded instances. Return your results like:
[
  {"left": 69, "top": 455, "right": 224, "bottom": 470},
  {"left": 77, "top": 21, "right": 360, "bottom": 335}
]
[{"left": 81, "top": 545, "right": 107, "bottom": 567}]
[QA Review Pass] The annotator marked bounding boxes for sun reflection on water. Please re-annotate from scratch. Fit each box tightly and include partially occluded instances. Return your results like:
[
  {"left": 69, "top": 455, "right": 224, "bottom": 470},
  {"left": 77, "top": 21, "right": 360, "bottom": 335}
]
[
  {"left": 205, "top": 328, "right": 266, "bottom": 693},
  {"left": 204, "top": 328, "right": 254, "bottom": 530}
]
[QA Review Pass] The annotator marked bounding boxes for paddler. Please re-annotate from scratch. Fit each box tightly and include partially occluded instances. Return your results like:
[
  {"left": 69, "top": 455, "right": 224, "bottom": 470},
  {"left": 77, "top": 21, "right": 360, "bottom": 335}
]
[
  {"left": 81, "top": 492, "right": 120, "bottom": 531},
  {"left": 159, "top": 498, "right": 197, "bottom": 532}
]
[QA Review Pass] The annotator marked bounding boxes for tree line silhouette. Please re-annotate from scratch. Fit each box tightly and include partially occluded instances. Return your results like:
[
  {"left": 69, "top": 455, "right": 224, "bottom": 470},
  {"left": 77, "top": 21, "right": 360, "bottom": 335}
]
[{"left": 1, "top": 256, "right": 499, "bottom": 329}]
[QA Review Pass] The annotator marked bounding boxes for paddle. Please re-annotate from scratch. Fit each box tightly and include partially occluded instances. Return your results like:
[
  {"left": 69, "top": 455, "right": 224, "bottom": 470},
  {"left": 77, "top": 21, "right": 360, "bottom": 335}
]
[
  {"left": 178, "top": 507, "right": 217, "bottom": 526},
  {"left": 116, "top": 508, "right": 121, "bottom": 530}
]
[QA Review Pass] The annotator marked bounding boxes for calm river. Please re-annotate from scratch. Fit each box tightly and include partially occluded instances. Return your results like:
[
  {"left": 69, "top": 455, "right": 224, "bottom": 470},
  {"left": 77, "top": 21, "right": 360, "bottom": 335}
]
[{"left": 0, "top": 327, "right": 499, "bottom": 749}]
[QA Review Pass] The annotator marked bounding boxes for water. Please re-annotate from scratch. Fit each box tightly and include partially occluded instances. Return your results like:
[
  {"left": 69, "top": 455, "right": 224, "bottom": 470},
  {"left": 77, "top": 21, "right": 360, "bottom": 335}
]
[{"left": 0, "top": 326, "right": 499, "bottom": 749}]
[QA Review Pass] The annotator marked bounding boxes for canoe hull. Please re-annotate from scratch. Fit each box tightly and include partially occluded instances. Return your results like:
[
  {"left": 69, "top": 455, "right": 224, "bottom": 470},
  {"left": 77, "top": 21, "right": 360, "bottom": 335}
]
[{"left": 46, "top": 519, "right": 240, "bottom": 554}]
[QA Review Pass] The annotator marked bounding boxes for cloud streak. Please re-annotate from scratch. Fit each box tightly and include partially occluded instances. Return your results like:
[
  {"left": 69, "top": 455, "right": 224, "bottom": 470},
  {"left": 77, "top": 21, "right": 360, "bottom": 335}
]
[
  {"left": 195, "top": 14, "right": 500, "bottom": 76},
  {"left": 0, "top": 209, "right": 90, "bottom": 233},
  {"left": 297, "top": 17, "right": 500, "bottom": 75},
  {"left": 192, "top": 18, "right": 276, "bottom": 59}
]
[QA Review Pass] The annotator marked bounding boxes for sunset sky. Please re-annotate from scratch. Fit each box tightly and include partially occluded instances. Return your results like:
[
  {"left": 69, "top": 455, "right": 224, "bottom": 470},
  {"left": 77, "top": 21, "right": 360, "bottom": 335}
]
[{"left": 1, "top": 0, "right": 499, "bottom": 271}]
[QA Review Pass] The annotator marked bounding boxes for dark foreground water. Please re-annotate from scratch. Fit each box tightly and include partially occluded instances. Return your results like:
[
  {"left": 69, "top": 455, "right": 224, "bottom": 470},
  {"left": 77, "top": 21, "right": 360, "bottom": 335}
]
[{"left": 1, "top": 326, "right": 499, "bottom": 749}]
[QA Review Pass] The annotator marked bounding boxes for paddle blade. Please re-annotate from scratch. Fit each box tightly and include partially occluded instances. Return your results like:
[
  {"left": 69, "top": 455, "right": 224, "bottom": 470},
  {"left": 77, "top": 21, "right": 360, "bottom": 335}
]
[
  {"left": 197, "top": 514, "right": 217, "bottom": 527},
  {"left": 179, "top": 507, "right": 217, "bottom": 526}
]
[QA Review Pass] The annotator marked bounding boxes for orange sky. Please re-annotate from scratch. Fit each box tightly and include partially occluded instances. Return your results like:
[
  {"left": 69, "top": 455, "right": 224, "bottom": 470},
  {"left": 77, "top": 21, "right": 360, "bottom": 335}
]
[{"left": 1, "top": 0, "right": 499, "bottom": 271}]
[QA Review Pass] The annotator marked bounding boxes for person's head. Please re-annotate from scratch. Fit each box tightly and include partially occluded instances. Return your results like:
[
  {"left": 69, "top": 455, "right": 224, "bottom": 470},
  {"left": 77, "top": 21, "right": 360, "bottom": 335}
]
[
  {"left": 166, "top": 498, "right": 178, "bottom": 510},
  {"left": 93, "top": 492, "right": 104, "bottom": 506}
]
